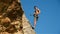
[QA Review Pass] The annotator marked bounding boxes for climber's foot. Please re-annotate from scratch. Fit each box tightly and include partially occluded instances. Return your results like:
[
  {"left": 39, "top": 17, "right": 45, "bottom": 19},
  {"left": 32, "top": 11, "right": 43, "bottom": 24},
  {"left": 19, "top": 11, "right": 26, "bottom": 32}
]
[{"left": 32, "top": 26, "right": 35, "bottom": 29}]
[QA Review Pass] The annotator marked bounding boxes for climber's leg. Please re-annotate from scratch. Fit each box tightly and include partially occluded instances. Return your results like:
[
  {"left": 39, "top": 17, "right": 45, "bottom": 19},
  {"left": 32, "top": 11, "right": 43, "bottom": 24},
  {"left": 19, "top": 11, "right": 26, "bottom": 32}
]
[
  {"left": 33, "top": 14, "right": 37, "bottom": 28},
  {"left": 34, "top": 17, "right": 36, "bottom": 28}
]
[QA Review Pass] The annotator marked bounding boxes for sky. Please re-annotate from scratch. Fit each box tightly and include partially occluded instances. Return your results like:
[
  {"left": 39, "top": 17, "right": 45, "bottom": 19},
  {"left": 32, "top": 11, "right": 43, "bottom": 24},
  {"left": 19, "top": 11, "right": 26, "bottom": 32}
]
[{"left": 20, "top": 0, "right": 60, "bottom": 34}]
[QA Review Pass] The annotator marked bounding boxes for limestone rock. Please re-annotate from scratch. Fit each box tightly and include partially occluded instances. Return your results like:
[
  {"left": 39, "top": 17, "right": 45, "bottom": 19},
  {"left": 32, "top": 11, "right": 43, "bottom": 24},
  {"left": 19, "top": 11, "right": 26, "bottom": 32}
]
[
  {"left": 0, "top": 0, "right": 36, "bottom": 34},
  {"left": 22, "top": 14, "right": 36, "bottom": 34}
]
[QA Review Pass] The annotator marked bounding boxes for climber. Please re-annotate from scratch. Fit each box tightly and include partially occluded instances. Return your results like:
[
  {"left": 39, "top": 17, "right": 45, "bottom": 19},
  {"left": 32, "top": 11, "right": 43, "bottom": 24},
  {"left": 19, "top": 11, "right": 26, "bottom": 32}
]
[{"left": 33, "top": 6, "right": 40, "bottom": 28}]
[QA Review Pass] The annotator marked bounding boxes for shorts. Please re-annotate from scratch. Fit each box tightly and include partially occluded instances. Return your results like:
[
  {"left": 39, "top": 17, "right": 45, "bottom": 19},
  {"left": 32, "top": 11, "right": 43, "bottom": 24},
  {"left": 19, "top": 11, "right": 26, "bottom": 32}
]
[{"left": 33, "top": 14, "right": 38, "bottom": 21}]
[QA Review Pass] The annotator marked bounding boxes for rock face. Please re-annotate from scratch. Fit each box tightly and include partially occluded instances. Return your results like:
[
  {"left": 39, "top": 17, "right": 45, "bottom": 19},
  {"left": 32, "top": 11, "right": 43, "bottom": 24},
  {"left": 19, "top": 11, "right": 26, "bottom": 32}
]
[
  {"left": 22, "top": 14, "right": 36, "bottom": 34},
  {"left": 0, "top": 0, "right": 36, "bottom": 34}
]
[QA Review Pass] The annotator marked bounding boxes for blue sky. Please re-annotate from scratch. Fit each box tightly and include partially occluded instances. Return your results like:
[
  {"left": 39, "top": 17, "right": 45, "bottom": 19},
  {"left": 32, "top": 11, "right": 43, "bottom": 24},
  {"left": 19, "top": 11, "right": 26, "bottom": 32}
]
[{"left": 21, "top": 0, "right": 60, "bottom": 34}]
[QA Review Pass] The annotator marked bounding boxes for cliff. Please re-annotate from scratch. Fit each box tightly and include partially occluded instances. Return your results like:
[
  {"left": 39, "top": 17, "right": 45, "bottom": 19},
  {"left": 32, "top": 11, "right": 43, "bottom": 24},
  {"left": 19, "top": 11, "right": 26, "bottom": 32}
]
[{"left": 0, "top": 0, "right": 36, "bottom": 34}]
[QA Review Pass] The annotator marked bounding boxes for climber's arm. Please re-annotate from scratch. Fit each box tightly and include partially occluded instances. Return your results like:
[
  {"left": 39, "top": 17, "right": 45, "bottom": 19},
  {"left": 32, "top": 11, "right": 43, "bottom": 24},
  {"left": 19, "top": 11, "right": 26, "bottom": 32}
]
[{"left": 37, "top": 8, "right": 40, "bottom": 14}]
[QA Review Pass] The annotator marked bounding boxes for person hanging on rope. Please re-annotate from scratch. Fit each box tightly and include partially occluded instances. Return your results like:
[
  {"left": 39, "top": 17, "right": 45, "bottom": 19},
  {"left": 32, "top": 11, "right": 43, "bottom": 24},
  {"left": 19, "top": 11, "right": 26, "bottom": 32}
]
[{"left": 33, "top": 6, "right": 40, "bottom": 28}]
